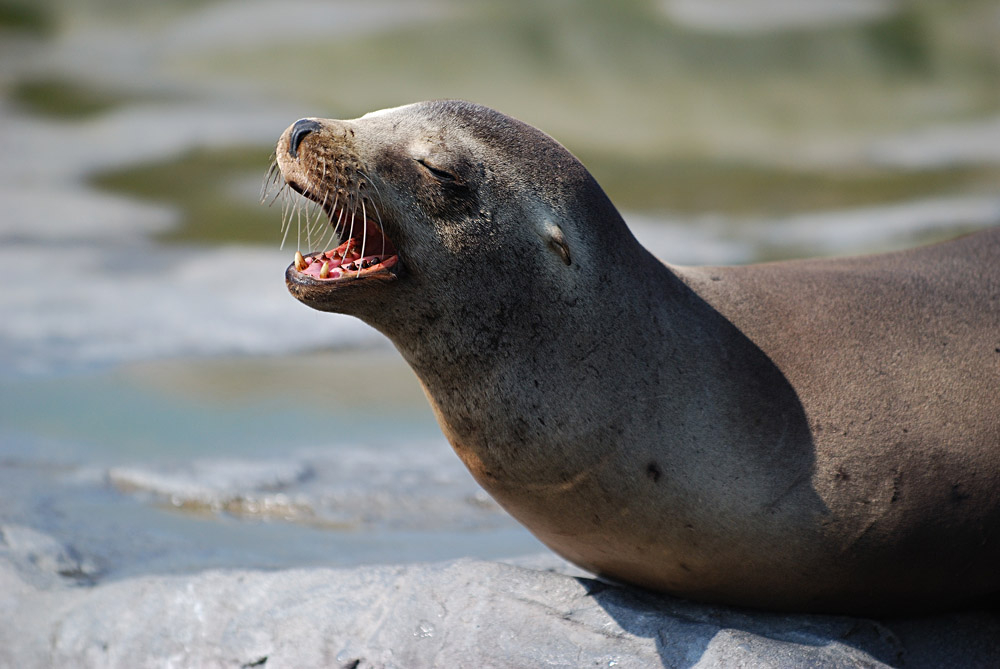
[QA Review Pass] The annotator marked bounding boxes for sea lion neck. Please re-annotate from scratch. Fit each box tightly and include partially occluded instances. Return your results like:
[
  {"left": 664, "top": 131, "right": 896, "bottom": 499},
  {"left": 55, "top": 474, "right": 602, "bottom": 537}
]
[{"left": 379, "top": 251, "right": 713, "bottom": 483}]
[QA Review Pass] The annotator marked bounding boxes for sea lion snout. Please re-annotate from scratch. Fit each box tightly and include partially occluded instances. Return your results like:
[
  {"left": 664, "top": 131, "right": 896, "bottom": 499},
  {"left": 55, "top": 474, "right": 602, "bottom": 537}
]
[{"left": 287, "top": 118, "right": 321, "bottom": 158}]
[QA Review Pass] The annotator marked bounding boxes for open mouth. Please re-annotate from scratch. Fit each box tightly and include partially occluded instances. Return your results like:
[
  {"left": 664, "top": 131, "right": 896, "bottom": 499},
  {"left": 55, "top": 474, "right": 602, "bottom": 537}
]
[
  {"left": 285, "top": 190, "right": 401, "bottom": 285},
  {"left": 291, "top": 217, "right": 399, "bottom": 282},
  {"left": 272, "top": 116, "right": 402, "bottom": 289}
]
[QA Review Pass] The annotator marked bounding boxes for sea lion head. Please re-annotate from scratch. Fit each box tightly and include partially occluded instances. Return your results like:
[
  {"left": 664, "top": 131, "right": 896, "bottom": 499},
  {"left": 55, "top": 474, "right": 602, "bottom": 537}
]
[{"left": 274, "top": 100, "right": 637, "bottom": 333}]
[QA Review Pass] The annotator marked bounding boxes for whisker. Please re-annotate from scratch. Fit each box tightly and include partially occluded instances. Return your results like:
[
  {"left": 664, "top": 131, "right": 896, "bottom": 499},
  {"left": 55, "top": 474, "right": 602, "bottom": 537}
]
[
  {"left": 299, "top": 183, "right": 318, "bottom": 251},
  {"left": 259, "top": 157, "right": 279, "bottom": 204},
  {"left": 310, "top": 160, "right": 330, "bottom": 244},
  {"left": 346, "top": 206, "right": 357, "bottom": 265},
  {"left": 358, "top": 171, "right": 384, "bottom": 203},
  {"left": 358, "top": 174, "right": 386, "bottom": 224},
  {"left": 272, "top": 157, "right": 394, "bottom": 272},
  {"left": 358, "top": 198, "right": 369, "bottom": 278},
  {"left": 335, "top": 206, "right": 348, "bottom": 260},
  {"left": 265, "top": 181, "right": 285, "bottom": 209},
  {"left": 358, "top": 172, "right": 387, "bottom": 258},
  {"left": 308, "top": 194, "right": 328, "bottom": 248},
  {"left": 311, "top": 189, "right": 337, "bottom": 253},
  {"left": 280, "top": 187, "right": 294, "bottom": 242},
  {"left": 322, "top": 220, "right": 340, "bottom": 254},
  {"left": 295, "top": 188, "right": 306, "bottom": 252},
  {"left": 279, "top": 196, "right": 293, "bottom": 251},
  {"left": 370, "top": 199, "right": 386, "bottom": 258},
  {"left": 329, "top": 190, "right": 341, "bottom": 234}
]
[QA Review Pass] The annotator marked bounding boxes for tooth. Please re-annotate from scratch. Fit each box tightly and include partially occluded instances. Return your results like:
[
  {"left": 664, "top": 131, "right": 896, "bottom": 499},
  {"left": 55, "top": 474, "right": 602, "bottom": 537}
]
[
  {"left": 320, "top": 261, "right": 330, "bottom": 279},
  {"left": 294, "top": 251, "right": 306, "bottom": 271}
]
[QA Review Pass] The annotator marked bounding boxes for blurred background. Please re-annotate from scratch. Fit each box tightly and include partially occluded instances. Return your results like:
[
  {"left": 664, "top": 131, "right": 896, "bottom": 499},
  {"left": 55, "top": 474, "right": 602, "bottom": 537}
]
[{"left": 1, "top": 0, "right": 998, "bottom": 581}]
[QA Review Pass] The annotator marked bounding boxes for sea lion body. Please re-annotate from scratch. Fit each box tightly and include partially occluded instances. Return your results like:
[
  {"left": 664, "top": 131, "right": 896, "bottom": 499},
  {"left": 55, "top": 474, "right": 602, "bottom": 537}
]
[{"left": 275, "top": 101, "right": 1000, "bottom": 614}]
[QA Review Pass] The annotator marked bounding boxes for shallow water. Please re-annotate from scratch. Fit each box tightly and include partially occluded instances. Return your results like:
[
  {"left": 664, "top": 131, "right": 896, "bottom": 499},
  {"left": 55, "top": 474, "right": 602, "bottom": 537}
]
[
  {"left": 0, "top": 352, "right": 547, "bottom": 579},
  {"left": 2, "top": 0, "right": 998, "bottom": 584}
]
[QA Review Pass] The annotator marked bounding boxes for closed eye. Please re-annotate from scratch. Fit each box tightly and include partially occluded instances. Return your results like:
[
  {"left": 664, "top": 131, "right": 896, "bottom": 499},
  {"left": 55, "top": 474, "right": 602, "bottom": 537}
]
[{"left": 416, "top": 158, "right": 458, "bottom": 183}]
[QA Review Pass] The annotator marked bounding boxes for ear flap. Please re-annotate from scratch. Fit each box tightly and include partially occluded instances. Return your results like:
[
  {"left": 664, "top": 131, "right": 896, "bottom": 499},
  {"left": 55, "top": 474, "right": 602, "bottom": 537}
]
[{"left": 541, "top": 220, "right": 572, "bottom": 266}]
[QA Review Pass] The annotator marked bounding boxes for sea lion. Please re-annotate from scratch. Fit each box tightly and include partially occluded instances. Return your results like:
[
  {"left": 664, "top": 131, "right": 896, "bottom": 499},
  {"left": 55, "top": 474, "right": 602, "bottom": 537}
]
[{"left": 274, "top": 100, "right": 1000, "bottom": 615}]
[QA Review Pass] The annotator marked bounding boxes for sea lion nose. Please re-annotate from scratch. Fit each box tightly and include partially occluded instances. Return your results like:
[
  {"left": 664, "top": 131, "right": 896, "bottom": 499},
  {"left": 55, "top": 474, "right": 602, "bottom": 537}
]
[{"left": 288, "top": 119, "right": 321, "bottom": 158}]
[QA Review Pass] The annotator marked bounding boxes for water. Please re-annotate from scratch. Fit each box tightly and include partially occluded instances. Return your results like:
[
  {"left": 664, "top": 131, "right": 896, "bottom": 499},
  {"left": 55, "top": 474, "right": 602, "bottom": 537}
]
[
  {"left": 2, "top": 0, "right": 998, "bottom": 584},
  {"left": 0, "top": 350, "right": 551, "bottom": 580}
]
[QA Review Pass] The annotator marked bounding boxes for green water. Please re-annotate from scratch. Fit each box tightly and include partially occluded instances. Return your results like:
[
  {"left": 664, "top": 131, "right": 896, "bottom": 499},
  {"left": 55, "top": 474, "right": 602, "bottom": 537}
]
[{"left": 0, "top": 352, "right": 441, "bottom": 464}]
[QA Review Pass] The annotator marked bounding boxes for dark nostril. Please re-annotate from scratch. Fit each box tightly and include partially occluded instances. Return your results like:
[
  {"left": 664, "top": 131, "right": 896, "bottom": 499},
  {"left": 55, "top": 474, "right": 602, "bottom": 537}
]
[{"left": 288, "top": 119, "right": 321, "bottom": 158}]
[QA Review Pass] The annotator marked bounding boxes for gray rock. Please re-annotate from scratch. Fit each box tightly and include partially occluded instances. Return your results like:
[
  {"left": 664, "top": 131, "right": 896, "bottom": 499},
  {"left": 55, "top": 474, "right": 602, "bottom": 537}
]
[
  {"left": 0, "top": 524, "right": 100, "bottom": 587},
  {"left": 1, "top": 536, "right": 997, "bottom": 669}
]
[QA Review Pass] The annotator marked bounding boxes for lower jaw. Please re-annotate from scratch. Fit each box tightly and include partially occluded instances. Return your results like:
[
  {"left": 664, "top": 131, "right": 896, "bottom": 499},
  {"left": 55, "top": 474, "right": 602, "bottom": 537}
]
[{"left": 285, "top": 255, "right": 401, "bottom": 299}]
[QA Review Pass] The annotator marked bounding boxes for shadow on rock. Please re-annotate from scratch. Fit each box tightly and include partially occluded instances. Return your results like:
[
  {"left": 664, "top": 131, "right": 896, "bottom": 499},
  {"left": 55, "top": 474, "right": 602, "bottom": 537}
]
[{"left": 585, "top": 575, "right": 1000, "bottom": 668}]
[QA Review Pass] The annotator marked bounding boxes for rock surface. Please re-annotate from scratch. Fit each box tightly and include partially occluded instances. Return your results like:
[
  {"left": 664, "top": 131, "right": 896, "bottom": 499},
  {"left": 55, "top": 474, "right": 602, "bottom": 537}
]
[{"left": 1, "top": 525, "right": 998, "bottom": 668}]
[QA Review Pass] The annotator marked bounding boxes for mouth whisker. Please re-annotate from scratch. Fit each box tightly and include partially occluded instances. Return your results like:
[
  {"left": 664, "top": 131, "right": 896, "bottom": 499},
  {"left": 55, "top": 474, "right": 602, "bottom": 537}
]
[
  {"left": 278, "top": 183, "right": 298, "bottom": 251},
  {"left": 265, "top": 182, "right": 285, "bottom": 209},
  {"left": 306, "top": 210, "right": 326, "bottom": 250},
  {"left": 304, "top": 188, "right": 326, "bottom": 248},
  {"left": 279, "top": 201, "right": 293, "bottom": 251},
  {"left": 322, "top": 217, "right": 340, "bottom": 254},
  {"left": 358, "top": 173, "right": 387, "bottom": 259},
  {"left": 296, "top": 187, "right": 308, "bottom": 253},
  {"left": 358, "top": 172, "right": 384, "bottom": 207},
  {"left": 346, "top": 207, "right": 357, "bottom": 264},
  {"left": 371, "top": 201, "right": 386, "bottom": 258},
  {"left": 306, "top": 187, "right": 317, "bottom": 251},
  {"left": 310, "top": 163, "right": 329, "bottom": 245},
  {"left": 334, "top": 206, "right": 348, "bottom": 259},
  {"left": 331, "top": 204, "right": 345, "bottom": 259},
  {"left": 327, "top": 193, "right": 344, "bottom": 252},
  {"left": 259, "top": 156, "right": 279, "bottom": 205},
  {"left": 280, "top": 187, "right": 295, "bottom": 250},
  {"left": 358, "top": 198, "right": 369, "bottom": 278},
  {"left": 299, "top": 183, "right": 323, "bottom": 251}
]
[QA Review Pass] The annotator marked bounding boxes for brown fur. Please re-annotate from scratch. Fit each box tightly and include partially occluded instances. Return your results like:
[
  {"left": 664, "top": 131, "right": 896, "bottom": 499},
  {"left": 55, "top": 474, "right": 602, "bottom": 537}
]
[{"left": 277, "top": 101, "right": 1000, "bottom": 614}]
